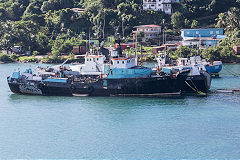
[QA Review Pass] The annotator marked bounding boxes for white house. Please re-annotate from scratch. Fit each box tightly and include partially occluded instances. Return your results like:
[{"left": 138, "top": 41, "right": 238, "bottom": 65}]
[
  {"left": 132, "top": 24, "right": 161, "bottom": 41},
  {"left": 142, "top": 0, "right": 179, "bottom": 15}
]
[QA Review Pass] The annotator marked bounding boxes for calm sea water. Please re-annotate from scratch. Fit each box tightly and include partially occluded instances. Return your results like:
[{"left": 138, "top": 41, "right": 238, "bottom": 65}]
[{"left": 0, "top": 63, "right": 240, "bottom": 159}]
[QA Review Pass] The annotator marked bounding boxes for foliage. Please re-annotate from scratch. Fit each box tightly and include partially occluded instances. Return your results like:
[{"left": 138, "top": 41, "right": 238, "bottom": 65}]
[
  {"left": 169, "top": 46, "right": 196, "bottom": 59},
  {"left": 19, "top": 56, "right": 38, "bottom": 62},
  {"left": 0, "top": 53, "right": 11, "bottom": 62},
  {"left": 41, "top": 51, "right": 62, "bottom": 63},
  {"left": 0, "top": 0, "right": 239, "bottom": 64},
  {"left": 10, "top": 53, "right": 19, "bottom": 61},
  {"left": 216, "top": 7, "right": 240, "bottom": 32},
  {"left": 171, "top": 12, "right": 185, "bottom": 29}
]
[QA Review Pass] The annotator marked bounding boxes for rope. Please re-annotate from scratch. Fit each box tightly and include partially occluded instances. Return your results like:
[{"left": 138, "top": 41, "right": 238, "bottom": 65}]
[
  {"left": 185, "top": 81, "right": 206, "bottom": 96},
  {"left": 223, "top": 65, "right": 239, "bottom": 77}
]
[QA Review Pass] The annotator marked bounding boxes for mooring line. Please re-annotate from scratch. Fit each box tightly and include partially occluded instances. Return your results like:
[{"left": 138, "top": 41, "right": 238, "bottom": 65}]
[{"left": 185, "top": 81, "right": 206, "bottom": 96}]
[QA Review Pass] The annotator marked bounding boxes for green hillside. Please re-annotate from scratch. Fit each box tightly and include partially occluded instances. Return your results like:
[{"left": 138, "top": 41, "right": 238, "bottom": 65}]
[{"left": 0, "top": 0, "right": 239, "bottom": 56}]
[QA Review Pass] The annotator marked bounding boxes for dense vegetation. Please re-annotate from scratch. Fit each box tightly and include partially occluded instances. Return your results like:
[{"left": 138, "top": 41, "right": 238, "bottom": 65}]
[{"left": 0, "top": 0, "right": 240, "bottom": 63}]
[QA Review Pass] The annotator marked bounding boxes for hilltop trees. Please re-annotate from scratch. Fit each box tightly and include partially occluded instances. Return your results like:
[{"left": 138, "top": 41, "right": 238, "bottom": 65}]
[{"left": 0, "top": 0, "right": 239, "bottom": 57}]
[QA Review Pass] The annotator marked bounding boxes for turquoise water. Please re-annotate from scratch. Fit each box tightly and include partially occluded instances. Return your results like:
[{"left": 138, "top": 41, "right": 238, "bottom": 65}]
[{"left": 0, "top": 63, "right": 240, "bottom": 158}]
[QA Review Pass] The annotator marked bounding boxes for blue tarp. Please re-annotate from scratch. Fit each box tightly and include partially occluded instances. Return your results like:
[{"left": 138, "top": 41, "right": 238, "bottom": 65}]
[
  {"left": 43, "top": 78, "right": 67, "bottom": 83},
  {"left": 12, "top": 71, "right": 20, "bottom": 79}
]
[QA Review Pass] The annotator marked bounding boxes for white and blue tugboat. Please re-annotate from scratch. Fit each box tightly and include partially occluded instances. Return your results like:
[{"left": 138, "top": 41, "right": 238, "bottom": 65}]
[{"left": 156, "top": 53, "right": 212, "bottom": 94}]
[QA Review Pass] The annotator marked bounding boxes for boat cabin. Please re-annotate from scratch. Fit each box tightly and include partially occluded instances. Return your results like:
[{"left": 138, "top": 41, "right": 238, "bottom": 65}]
[
  {"left": 177, "top": 58, "right": 190, "bottom": 66},
  {"left": 70, "top": 55, "right": 105, "bottom": 75},
  {"left": 111, "top": 57, "right": 136, "bottom": 69}
]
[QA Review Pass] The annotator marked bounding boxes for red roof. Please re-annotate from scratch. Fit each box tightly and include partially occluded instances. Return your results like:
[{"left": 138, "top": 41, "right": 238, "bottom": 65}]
[{"left": 134, "top": 24, "right": 161, "bottom": 28}]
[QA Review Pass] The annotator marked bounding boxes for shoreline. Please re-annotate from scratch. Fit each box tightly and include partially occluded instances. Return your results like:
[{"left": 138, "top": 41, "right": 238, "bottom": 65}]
[{"left": 1, "top": 60, "right": 240, "bottom": 65}]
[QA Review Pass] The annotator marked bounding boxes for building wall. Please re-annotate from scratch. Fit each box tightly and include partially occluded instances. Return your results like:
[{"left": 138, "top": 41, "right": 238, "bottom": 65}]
[
  {"left": 181, "top": 28, "right": 224, "bottom": 40},
  {"left": 143, "top": 0, "right": 173, "bottom": 15},
  {"left": 133, "top": 25, "right": 161, "bottom": 40}
]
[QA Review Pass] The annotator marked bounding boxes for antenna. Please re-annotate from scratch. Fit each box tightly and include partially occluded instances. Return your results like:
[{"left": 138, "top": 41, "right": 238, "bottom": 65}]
[{"left": 122, "top": 17, "right": 125, "bottom": 39}]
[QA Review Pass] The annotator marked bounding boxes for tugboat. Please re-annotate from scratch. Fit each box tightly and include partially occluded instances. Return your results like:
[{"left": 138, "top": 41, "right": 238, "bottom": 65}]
[
  {"left": 8, "top": 47, "right": 192, "bottom": 96},
  {"left": 7, "top": 41, "right": 191, "bottom": 97},
  {"left": 156, "top": 52, "right": 212, "bottom": 94},
  {"left": 188, "top": 56, "right": 222, "bottom": 77},
  {"left": 7, "top": 60, "right": 189, "bottom": 97}
]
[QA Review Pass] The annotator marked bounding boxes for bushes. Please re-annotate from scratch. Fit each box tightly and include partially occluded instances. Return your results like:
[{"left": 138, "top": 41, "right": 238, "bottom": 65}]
[
  {"left": 201, "top": 46, "right": 235, "bottom": 62},
  {"left": 10, "top": 53, "right": 19, "bottom": 61},
  {"left": 168, "top": 46, "right": 198, "bottom": 59},
  {"left": 19, "top": 56, "right": 38, "bottom": 62},
  {"left": 41, "top": 51, "right": 62, "bottom": 63},
  {"left": 0, "top": 53, "right": 12, "bottom": 62}
]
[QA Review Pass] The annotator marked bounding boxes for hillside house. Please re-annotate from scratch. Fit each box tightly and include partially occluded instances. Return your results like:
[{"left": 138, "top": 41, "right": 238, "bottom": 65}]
[
  {"left": 142, "top": 0, "right": 179, "bottom": 15},
  {"left": 132, "top": 25, "right": 161, "bottom": 41},
  {"left": 181, "top": 28, "right": 226, "bottom": 49}
]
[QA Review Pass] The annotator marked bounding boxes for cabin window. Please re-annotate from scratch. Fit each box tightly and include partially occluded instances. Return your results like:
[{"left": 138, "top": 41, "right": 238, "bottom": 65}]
[
  {"left": 87, "top": 58, "right": 89, "bottom": 61},
  {"left": 210, "top": 31, "right": 213, "bottom": 34},
  {"left": 117, "top": 61, "right": 119, "bottom": 64},
  {"left": 111, "top": 60, "right": 113, "bottom": 64},
  {"left": 187, "top": 32, "right": 190, "bottom": 35},
  {"left": 122, "top": 61, "right": 124, "bottom": 64},
  {"left": 216, "top": 31, "right": 219, "bottom": 34},
  {"left": 196, "top": 31, "right": 199, "bottom": 34},
  {"left": 90, "top": 58, "right": 92, "bottom": 61}
]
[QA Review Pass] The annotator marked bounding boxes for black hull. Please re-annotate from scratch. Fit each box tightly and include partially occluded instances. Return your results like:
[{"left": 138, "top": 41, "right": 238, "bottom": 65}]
[
  {"left": 8, "top": 82, "right": 72, "bottom": 96},
  {"left": 7, "top": 71, "right": 211, "bottom": 96},
  {"left": 181, "top": 71, "right": 212, "bottom": 93},
  {"left": 8, "top": 76, "right": 184, "bottom": 96},
  {"left": 72, "top": 77, "right": 184, "bottom": 96}
]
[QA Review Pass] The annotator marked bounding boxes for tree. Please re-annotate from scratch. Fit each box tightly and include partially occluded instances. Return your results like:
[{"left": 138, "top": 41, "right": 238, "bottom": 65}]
[
  {"left": 216, "top": 7, "right": 240, "bottom": 32},
  {"left": 171, "top": 12, "right": 185, "bottom": 29},
  {"left": 191, "top": 20, "right": 199, "bottom": 28}
]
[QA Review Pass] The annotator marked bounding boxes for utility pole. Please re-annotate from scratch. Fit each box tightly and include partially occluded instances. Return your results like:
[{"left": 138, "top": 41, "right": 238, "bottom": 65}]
[
  {"left": 122, "top": 17, "right": 125, "bottom": 39},
  {"left": 162, "top": 19, "right": 165, "bottom": 45}
]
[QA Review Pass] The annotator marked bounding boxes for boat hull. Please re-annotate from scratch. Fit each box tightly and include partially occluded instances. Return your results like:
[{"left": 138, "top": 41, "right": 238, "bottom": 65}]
[
  {"left": 8, "top": 75, "right": 186, "bottom": 96},
  {"left": 205, "top": 62, "right": 222, "bottom": 74},
  {"left": 181, "top": 71, "right": 211, "bottom": 93},
  {"left": 7, "top": 72, "right": 211, "bottom": 96},
  {"left": 71, "top": 76, "right": 185, "bottom": 96}
]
